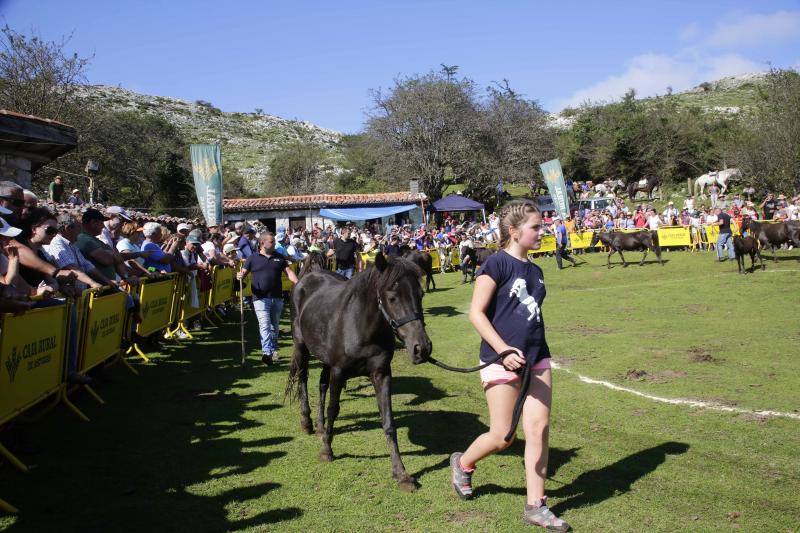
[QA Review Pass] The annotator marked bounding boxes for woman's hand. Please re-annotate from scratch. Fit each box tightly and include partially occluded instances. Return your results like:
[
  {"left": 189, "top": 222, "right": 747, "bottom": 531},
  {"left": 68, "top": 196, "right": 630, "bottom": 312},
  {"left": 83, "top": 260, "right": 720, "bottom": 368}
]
[{"left": 500, "top": 346, "right": 525, "bottom": 371}]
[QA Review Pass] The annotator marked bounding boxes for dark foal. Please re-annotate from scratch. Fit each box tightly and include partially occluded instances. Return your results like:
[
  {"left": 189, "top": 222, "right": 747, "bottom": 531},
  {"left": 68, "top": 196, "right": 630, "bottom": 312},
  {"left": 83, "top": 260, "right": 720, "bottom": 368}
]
[
  {"left": 286, "top": 253, "right": 432, "bottom": 491},
  {"left": 733, "top": 234, "right": 764, "bottom": 273}
]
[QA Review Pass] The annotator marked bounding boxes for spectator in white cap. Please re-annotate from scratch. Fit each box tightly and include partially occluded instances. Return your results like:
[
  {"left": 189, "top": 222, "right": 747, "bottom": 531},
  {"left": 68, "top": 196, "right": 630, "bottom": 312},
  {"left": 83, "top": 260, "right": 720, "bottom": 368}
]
[
  {"left": 177, "top": 222, "right": 193, "bottom": 236},
  {"left": 67, "top": 189, "right": 83, "bottom": 206},
  {"left": 662, "top": 201, "right": 678, "bottom": 225},
  {"left": 99, "top": 206, "right": 132, "bottom": 248}
]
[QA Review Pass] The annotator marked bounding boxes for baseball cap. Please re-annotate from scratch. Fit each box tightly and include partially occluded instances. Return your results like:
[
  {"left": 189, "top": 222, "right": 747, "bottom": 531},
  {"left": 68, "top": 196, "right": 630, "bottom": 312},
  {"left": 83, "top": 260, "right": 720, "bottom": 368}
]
[
  {"left": 222, "top": 243, "right": 237, "bottom": 254},
  {"left": 0, "top": 217, "right": 22, "bottom": 237},
  {"left": 82, "top": 208, "right": 109, "bottom": 222},
  {"left": 72, "top": 189, "right": 80, "bottom": 194},
  {"left": 234, "top": 221, "right": 244, "bottom": 229},
  {"left": 106, "top": 206, "right": 132, "bottom": 221},
  {"left": 177, "top": 223, "right": 192, "bottom": 233},
  {"left": 186, "top": 229, "right": 203, "bottom": 244}
]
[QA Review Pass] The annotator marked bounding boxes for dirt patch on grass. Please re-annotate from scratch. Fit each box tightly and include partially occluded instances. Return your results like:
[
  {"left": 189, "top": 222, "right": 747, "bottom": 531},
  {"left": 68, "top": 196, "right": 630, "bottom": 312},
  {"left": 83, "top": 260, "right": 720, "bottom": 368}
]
[
  {"left": 738, "top": 413, "right": 770, "bottom": 424},
  {"left": 446, "top": 510, "right": 491, "bottom": 524},
  {"left": 552, "top": 356, "right": 576, "bottom": 367},
  {"left": 687, "top": 346, "right": 718, "bottom": 363},
  {"left": 574, "top": 323, "right": 614, "bottom": 335},
  {"left": 624, "top": 368, "right": 686, "bottom": 383},
  {"left": 685, "top": 303, "right": 711, "bottom": 314}
]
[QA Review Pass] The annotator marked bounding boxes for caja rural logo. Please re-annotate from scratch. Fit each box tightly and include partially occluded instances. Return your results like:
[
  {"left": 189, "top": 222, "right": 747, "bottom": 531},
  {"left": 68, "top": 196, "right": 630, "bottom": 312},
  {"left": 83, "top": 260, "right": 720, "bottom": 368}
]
[{"left": 4, "top": 347, "right": 22, "bottom": 382}]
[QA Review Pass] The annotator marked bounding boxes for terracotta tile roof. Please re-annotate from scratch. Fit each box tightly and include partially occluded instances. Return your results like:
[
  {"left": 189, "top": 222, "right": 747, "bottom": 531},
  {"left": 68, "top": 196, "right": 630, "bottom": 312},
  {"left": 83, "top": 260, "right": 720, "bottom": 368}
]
[
  {"left": 0, "top": 109, "right": 75, "bottom": 131},
  {"left": 224, "top": 192, "right": 427, "bottom": 212}
]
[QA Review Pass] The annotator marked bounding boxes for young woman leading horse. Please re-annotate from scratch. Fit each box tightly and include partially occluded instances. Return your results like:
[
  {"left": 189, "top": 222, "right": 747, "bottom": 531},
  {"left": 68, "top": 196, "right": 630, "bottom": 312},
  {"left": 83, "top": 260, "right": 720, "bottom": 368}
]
[{"left": 450, "top": 200, "right": 571, "bottom": 531}]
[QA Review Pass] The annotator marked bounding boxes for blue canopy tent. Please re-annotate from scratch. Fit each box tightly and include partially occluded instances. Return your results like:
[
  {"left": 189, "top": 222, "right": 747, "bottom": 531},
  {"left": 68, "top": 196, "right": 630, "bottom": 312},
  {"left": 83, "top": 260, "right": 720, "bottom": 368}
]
[
  {"left": 319, "top": 204, "right": 418, "bottom": 221},
  {"left": 428, "top": 194, "right": 486, "bottom": 222}
]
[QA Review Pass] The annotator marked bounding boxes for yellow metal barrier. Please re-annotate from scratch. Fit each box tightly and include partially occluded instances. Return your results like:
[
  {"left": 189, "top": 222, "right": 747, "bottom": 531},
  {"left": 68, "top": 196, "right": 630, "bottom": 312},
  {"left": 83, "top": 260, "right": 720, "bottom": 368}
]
[
  {"left": 79, "top": 289, "right": 129, "bottom": 376},
  {"left": 131, "top": 275, "right": 178, "bottom": 361},
  {"left": 568, "top": 230, "right": 598, "bottom": 250},
  {"left": 427, "top": 249, "right": 441, "bottom": 272},
  {"left": 0, "top": 303, "right": 70, "bottom": 472},
  {"left": 281, "top": 262, "right": 299, "bottom": 292},
  {"left": 656, "top": 226, "right": 692, "bottom": 247}
]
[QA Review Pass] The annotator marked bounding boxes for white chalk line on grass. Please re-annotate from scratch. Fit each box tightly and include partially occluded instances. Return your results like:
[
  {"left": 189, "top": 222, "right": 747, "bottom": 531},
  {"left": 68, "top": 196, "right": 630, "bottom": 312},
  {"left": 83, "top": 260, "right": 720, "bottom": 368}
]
[{"left": 550, "top": 362, "right": 800, "bottom": 421}]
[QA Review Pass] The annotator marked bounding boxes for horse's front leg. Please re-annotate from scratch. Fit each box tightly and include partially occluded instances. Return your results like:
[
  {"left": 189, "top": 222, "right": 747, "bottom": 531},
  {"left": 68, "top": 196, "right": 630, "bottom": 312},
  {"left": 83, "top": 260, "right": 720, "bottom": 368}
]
[
  {"left": 606, "top": 249, "right": 614, "bottom": 268},
  {"left": 319, "top": 368, "right": 343, "bottom": 462},
  {"left": 619, "top": 250, "right": 627, "bottom": 267},
  {"left": 371, "top": 369, "right": 416, "bottom": 492},
  {"left": 639, "top": 248, "right": 648, "bottom": 266}
]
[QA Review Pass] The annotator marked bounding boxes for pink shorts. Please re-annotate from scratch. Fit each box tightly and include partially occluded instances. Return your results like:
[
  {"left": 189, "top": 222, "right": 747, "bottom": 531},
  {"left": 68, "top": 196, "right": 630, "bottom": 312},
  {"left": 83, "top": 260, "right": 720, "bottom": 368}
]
[{"left": 479, "top": 358, "right": 551, "bottom": 387}]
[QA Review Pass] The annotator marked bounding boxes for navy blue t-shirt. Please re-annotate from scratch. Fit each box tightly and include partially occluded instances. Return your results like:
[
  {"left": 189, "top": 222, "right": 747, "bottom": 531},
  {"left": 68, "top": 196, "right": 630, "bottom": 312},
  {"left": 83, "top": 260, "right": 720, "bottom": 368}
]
[
  {"left": 477, "top": 250, "right": 550, "bottom": 364},
  {"left": 244, "top": 251, "right": 287, "bottom": 298}
]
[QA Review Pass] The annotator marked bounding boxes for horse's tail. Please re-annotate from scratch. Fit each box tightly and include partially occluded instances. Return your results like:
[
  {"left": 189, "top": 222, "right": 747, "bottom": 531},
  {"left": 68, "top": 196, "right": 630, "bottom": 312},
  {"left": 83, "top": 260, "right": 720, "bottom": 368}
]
[
  {"left": 284, "top": 349, "right": 303, "bottom": 403},
  {"left": 651, "top": 230, "right": 661, "bottom": 251}
]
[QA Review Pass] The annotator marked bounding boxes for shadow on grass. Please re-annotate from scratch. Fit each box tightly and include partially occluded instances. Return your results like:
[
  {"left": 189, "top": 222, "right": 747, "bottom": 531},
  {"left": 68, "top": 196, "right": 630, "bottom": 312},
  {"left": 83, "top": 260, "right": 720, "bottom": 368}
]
[
  {"left": 342, "top": 376, "right": 452, "bottom": 407},
  {"left": 0, "top": 319, "right": 303, "bottom": 532},
  {"left": 477, "top": 442, "right": 687, "bottom": 510},
  {"left": 425, "top": 305, "right": 463, "bottom": 317}
]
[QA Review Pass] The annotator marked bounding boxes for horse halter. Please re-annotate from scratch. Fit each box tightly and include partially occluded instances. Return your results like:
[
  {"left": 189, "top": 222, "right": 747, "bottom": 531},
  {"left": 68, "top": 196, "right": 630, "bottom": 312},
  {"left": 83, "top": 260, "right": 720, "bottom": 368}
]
[{"left": 376, "top": 292, "right": 424, "bottom": 333}]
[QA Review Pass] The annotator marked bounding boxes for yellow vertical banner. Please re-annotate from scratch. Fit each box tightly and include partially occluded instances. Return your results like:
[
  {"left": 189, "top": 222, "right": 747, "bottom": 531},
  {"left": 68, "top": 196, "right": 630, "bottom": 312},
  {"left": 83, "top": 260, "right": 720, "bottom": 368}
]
[
  {"left": 0, "top": 305, "right": 68, "bottom": 424},
  {"left": 80, "top": 291, "right": 127, "bottom": 372},
  {"left": 136, "top": 277, "right": 177, "bottom": 336}
]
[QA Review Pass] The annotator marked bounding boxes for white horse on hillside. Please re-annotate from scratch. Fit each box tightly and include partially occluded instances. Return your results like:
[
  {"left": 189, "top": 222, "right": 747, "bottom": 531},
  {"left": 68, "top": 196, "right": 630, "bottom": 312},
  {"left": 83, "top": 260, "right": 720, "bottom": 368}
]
[
  {"left": 693, "top": 168, "right": 742, "bottom": 198},
  {"left": 594, "top": 179, "right": 625, "bottom": 196}
]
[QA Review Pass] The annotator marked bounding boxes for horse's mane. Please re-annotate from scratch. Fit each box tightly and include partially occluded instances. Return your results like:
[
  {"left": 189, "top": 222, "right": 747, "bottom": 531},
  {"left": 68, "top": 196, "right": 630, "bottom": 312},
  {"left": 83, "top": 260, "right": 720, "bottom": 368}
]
[{"left": 350, "top": 256, "right": 423, "bottom": 295}]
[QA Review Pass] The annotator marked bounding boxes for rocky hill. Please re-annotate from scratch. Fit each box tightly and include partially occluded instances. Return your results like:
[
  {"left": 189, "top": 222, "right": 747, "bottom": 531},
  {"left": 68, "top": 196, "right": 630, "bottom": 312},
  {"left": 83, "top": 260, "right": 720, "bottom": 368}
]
[
  {"left": 75, "top": 85, "right": 343, "bottom": 192},
  {"left": 549, "top": 72, "right": 769, "bottom": 129}
]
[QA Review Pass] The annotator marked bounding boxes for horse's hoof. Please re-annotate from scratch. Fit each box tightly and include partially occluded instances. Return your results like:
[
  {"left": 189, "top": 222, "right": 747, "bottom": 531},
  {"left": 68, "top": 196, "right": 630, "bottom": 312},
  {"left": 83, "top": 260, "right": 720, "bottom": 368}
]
[
  {"left": 397, "top": 477, "right": 418, "bottom": 492},
  {"left": 319, "top": 452, "right": 333, "bottom": 462}
]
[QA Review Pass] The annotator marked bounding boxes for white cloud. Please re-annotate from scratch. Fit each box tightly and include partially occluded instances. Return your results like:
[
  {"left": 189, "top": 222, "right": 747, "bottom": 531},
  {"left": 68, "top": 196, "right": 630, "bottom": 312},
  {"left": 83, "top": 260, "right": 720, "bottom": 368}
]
[
  {"left": 555, "top": 52, "right": 763, "bottom": 109},
  {"left": 706, "top": 11, "right": 800, "bottom": 48}
]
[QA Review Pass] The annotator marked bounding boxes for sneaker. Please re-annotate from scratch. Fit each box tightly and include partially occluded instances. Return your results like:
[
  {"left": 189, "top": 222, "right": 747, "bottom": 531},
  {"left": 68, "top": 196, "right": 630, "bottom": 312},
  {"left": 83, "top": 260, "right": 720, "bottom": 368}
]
[
  {"left": 68, "top": 371, "right": 93, "bottom": 385},
  {"left": 450, "top": 452, "right": 474, "bottom": 500},
  {"left": 522, "top": 497, "right": 571, "bottom": 531},
  {"left": 175, "top": 330, "right": 189, "bottom": 340},
  {"left": 271, "top": 352, "right": 280, "bottom": 362},
  {"left": 261, "top": 353, "right": 274, "bottom": 366}
]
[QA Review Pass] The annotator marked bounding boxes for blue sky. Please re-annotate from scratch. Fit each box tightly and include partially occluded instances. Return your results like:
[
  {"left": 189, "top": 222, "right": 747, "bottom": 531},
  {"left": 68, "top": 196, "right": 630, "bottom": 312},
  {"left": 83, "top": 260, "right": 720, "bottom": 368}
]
[{"left": 2, "top": 0, "right": 799, "bottom": 133}]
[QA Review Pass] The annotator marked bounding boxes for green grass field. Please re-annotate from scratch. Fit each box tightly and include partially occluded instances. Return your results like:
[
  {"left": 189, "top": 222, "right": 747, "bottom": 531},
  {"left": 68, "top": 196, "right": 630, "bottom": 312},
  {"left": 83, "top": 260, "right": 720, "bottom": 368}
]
[{"left": 1, "top": 250, "right": 799, "bottom": 532}]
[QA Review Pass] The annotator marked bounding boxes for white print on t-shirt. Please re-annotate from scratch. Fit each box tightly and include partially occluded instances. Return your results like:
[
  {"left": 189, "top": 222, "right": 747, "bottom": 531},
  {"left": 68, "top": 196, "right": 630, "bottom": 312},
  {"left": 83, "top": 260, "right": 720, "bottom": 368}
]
[{"left": 509, "top": 278, "right": 541, "bottom": 322}]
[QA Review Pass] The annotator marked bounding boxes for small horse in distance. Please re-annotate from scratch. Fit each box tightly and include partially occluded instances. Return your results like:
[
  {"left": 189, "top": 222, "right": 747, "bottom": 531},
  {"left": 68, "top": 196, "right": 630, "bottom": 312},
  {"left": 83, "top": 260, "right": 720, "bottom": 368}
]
[
  {"left": 627, "top": 176, "right": 662, "bottom": 200},
  {"left": 733, "top": 234, "right": 764, "bottom": 274},
  {"left": 286, "top": 253, "right": 432, "bottom": 491},
  {"left": 590, "top": 229, "right": 664, "bottom": 268}
]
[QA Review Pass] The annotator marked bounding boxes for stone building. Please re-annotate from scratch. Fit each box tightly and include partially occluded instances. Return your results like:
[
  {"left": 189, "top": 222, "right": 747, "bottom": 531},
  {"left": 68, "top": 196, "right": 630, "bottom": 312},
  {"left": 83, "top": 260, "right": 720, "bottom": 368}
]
[
  {"left": 0, "top": 110, "right": 77, "bottom": 188},
  {"left": 223, "top": 192, "right": 427, "bottom": 233}
]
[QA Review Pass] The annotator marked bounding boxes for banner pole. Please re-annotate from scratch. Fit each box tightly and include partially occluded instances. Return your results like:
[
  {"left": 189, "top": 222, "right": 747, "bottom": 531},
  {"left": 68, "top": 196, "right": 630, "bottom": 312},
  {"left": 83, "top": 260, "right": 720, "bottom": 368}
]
[{"left": 239, "top": 277, "right": 246, "bottom": 367}]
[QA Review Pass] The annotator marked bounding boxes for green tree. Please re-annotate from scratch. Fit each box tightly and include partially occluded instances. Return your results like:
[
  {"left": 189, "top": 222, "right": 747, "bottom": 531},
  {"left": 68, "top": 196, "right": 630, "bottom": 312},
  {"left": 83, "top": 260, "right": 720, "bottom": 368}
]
[
  {"left": 0, "top": 26, "right": 91, "bottom": 124},
  {"left": 266, "top": 139, "right": 330, "bottom": 195}
]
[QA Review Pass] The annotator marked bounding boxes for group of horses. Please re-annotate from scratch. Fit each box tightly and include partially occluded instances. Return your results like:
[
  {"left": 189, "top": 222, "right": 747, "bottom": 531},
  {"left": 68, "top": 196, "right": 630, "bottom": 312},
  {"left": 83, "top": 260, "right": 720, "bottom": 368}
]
[
  {"left": 579, "top": 167, "right": 743, "bottom": 202},
  {"left": 734, "top": 218, "right": 800, "bottom": 274}
]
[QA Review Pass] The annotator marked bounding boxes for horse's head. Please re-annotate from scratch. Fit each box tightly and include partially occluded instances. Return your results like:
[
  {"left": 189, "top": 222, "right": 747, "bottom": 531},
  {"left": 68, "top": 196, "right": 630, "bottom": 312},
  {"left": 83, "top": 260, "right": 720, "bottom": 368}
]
[
  {"left": 589, "top": 230, "right": 602, "bottom": 248},
  {"left": 299, "top": 251, "right": 327, "bottom": 277},
  {"left": 740, "top": 216, "right": 752, "bottom": 233},
  {"left": 373, "top": 253, "right": 432, "bottom": 364}
]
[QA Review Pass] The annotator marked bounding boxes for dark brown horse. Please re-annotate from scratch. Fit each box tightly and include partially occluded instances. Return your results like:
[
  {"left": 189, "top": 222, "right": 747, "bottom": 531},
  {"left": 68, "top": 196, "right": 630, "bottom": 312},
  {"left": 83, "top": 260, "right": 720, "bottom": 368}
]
[
  {"left": 627, "top": 176, "right": 662, "bottom": 200},
  {"left": 590, "top": 229, "right": 663, "bottom": 268},
  {"left": 299, "top": 250, "right": 329, "bottom": 277},
  {"left": 286, "top": 253, "right": 432, "bottom": 491},
  {"left": 401, "top": 249, "right": 436, "bottom": 291},
  {"left": 740, "top": 218, "right": 797, "bottom": 262}
]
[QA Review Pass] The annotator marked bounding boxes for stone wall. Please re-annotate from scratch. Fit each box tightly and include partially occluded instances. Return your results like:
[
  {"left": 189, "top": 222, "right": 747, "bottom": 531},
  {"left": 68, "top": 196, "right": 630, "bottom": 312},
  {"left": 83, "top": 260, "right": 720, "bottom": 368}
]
[{"left": 0, "top": 155, "right": 32, "bottom": 188}]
